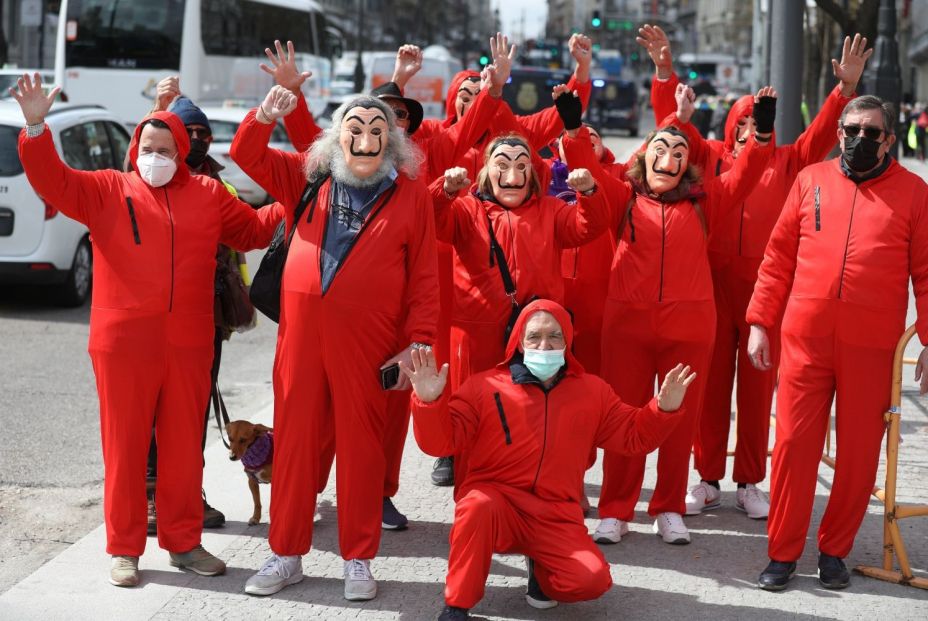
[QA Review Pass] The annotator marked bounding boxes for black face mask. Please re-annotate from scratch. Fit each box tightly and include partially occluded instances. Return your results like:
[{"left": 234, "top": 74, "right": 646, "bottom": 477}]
[
  {"left": 186, "top": 138, "right": 209, "bottom": 169},
  {"left": 842, "top": 135, "right": 882, "bottom": 172}
]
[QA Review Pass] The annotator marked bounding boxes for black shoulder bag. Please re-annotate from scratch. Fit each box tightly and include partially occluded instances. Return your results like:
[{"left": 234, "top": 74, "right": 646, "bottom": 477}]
[
  {"left": 485, "top": 214, "right": 536, "bottom": 346},
  {"left": 250, "top": 173, "right": 330, "bottom": 322}
]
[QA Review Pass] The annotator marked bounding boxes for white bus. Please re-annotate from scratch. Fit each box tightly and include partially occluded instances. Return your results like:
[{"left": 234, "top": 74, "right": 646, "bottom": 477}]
[{"left": 54, "top": 0, "right": 334, "bottom": 124}]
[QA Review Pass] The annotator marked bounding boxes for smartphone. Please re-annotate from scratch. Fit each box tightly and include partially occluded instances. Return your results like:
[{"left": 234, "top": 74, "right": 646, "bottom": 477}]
[{"left": 380, "top": 363, "right": 400, "bottom": 390}]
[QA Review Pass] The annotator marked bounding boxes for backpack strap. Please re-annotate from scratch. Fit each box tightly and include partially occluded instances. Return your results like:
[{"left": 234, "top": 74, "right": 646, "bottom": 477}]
[
  {"left": 485, "top": 211, "right": 517, "bottom": 307},
  {"left": 616, "top": 192, "right": 637, "bottom": 242},
  {"left": 288, "top": 173, "right": 330, "bottom": 245}
]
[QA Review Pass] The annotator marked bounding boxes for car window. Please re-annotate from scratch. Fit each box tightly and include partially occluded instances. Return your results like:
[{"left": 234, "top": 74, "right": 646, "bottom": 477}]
[
  {"left": 60, "top": 121, "right": 116, "bottom": 171},
  {"left": 104, "top": 121, "right": 131, "bottom": 169},
  {"left": 0, "top": 125, "right": 24, "bottom": 177},
  {"left": 209, "top": 120, "right": 239, "bottom": 143}
]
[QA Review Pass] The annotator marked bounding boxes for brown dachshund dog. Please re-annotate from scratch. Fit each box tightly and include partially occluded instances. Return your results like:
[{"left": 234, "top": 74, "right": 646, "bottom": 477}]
[{"left": 226, "top": 421, "right": 274, "bottom": 525}]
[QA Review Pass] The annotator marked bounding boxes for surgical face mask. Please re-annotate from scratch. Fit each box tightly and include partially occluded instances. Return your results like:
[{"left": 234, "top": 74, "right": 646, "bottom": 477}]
[
  {"left": 185, "top": 138, "right": 209, "bottom": 169},
  {"left": 842, "top": 135, "right": 882, "bottom": 172},
  {"left": 136, "top": 152, "right": 178, "bottom": 187},
  {"left": 523, "top": 348, "right": 566, "bottom": 381}
]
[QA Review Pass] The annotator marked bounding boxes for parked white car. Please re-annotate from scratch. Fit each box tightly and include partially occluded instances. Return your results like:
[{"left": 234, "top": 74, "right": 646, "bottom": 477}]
[
  {"left": 0, "top": 101, "right": 131, "bottom": 306},
  {"left": 199, "top": 105, "right": 296, "bottom": 206}
]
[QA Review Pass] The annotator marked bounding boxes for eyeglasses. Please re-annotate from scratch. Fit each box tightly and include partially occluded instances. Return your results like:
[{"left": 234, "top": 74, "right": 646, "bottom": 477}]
[
  {"left": 186, "top": 127, "right": 212, "bottom": 139},
  {"left": 391, "top": 107, "right": 409, "bottom": 121},
  {"left": 841, "top": 124, "right": 883, "bottom": 140}
]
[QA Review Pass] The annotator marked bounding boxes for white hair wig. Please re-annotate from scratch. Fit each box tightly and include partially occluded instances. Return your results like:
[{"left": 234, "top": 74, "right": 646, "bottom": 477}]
[{"left": 304, "top": 95, "right": 423, "bottom": 186}]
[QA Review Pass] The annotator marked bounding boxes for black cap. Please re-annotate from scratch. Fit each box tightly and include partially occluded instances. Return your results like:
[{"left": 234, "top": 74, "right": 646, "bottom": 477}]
[{"left": 370, "top": 81, "right": 424, "bottom": 135}]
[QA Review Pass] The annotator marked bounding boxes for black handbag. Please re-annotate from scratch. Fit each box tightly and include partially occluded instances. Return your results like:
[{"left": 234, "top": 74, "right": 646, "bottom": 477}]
[
  {"left": 485, "top": 213, "right": 537, "bottom": 346},
  {"left": 249, "top": 173, "right": 329, "bottom": 322}
]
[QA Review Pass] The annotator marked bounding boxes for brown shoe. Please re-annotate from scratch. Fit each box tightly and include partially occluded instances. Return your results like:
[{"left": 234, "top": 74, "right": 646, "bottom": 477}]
[
  {"left": 202, "top": 491, "right": 225, "bottom": 529},
  {"left": 110, "top": 555, "right": 140, "bottom": 587},
  {"left": 169, "top": 545, "right": 226, "bottom": 576}
]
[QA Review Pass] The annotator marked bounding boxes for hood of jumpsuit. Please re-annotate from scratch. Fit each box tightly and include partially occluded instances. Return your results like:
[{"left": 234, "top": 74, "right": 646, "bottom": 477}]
[
  {"left": 498, "top": 299, "right": 585, "bottom": 376},
  {"left": 128, "top": 110, "right": 192, "bottom": 186},
  {"left": 442, "top": 69, "right": 482, "bottom": 128},
  {"left": 722, "top": 95, "right": 776, "bottom": 156}
]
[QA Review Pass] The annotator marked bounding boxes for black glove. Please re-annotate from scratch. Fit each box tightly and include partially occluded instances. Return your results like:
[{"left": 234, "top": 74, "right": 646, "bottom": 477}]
[
  {"left": 752, "top": 96, "right": 777, "bottom": 134},
  {"left": 555, "top": 90, "right": 583, "bottom": 131}
]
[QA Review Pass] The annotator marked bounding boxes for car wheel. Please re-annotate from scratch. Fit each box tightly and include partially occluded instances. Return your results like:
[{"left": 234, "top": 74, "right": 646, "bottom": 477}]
[{"left": 56, "top": 236, "right": 92, "bottom": 307}]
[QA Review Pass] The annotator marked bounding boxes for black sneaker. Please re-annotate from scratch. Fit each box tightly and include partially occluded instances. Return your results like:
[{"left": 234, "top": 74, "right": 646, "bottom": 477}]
[
  {"left": 818, "top": 552, "right": 850, "bottom": 589},
  {"left": 431, "top": 456, "right": 454, "bottom": 487},
  {"left": 757, "top": 559, "right": 797, "bottom": 591},
  {"left": 202, "top": 491, "right": 225, "bottom": 529},
  {"left": 437, "top": 605, "right": 469, "bottom": 621},
  {"left": 525, "top": 557, "right": 558, "bottom": 609},
  {"left": 382, "top": 497, "right": 409, "bottom": 530}
]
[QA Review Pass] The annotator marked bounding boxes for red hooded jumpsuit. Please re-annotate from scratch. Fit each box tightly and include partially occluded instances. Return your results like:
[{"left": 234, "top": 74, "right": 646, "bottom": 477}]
[
  {"left": 411, "top": 299, "right": 684, "bottom": 609},
  {"left": 280, "top": 89, "right": 501, "bottom": 503},
  {"left": 654, "top": 74, "right": 855, "bottom": 486},
  {"left": 18, "top": 112, "right": 280, "bottom": 556},
  {"left": 747, "top": 158, "right": 928, "bottom": 561},
  {"left": 563, "top": 125, "right": 774, "bottom": 520},
  {"left": 229, "top": 110, "right": 440, "bottom": 560}
]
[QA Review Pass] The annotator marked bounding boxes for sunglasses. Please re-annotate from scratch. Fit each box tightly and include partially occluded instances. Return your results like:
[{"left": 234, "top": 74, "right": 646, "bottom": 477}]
[
  {"left": 186, "top": 127, "right": 212, "bottom": 139},
  {"left": 391, "top": 107, "right": 409, "bottom": 121},
  {"left": 841, "top": 124, "right": 883, "bottom": 140}
]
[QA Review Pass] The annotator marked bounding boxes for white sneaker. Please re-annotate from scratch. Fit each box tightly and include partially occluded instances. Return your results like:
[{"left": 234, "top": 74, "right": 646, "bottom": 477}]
[
  {"left": 593, "top": 518, "right": 629, "bottom": 544},
  {"left": 653, "top": 512, "right": 691, "bottom": 545},
  {"left": 685, "top": 481, "right": 721, "bottom": 515},
  {"left": 244, "top": 554, "right": 304, "bottom": 596},
  {"left": 736, "top": 484, "right": 770, "bottom": 519},
  {"left": 344, "top": 558, "right": 377, "bottom": 601}
]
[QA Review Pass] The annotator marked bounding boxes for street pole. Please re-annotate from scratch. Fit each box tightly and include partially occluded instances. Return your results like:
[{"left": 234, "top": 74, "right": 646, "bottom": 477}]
[
  {"left": 769, "top": 0, "right": 804, "bottom": 143},
  {"left": 862, "top": 0, "right": 902, "bottom": 158},
  {"left": 353, "top": 0, "right": 365, "bottom": 94}
]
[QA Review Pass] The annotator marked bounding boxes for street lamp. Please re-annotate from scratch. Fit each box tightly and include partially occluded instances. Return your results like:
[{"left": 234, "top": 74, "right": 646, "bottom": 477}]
[
  {"left": 353, "top": 0, "right": 366, "bottom": 93},
  {"left": 862, "top": 0, "right": 902, "bottom": 158}
]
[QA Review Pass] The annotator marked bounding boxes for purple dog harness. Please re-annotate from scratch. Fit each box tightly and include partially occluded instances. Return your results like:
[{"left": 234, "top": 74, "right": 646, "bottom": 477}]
[{"left": 242, "top": 432, "right": 273, "bottom": 484}]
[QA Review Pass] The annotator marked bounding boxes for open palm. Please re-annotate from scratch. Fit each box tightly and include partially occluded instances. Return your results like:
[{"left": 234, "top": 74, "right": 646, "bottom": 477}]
[
  {"left": 832, "top": 33, "right": 872, "bottom": 87},
  {"left": 260, "top": 40, "right": 312, "bottom": 92},
  {"left": 656, "top": 364, "right": 697, "bottom": 412},
  {"left": 9, "top": 73, "right": 60, "bottom": 126},
  {"left": 399, "top": 348, "right": 448, "bottom": 404}
]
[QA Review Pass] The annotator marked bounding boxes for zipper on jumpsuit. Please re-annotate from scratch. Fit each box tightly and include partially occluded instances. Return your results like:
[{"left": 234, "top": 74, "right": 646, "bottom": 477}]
[
  {"left": 162, "top": 188, "right": 175, "bottom": 312},
  {"left": 530, "top": 390, "right": 550, "bottom": 493},
  {"left": 836, "top": 187, "right": 859, "bottom": 299},
  {"left": 658, "top": 204, "right": 666, "bottom": 302},
  {"left": 319, "top": 184, "right": 397, "bottom": 298}
]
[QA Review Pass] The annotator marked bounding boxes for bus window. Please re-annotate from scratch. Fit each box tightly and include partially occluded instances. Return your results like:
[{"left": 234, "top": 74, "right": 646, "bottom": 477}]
[
  {"left": 201, "top": 0, "right": 328, "bottom": 58},
  {"left": 65, "top": 0, "right": 184, "bottom": 70}
]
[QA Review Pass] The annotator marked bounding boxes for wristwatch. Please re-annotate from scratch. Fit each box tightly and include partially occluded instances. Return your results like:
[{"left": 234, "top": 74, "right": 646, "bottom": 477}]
[
  {"left": 410, "top": 342, "right": 431, "bottom": 351},
  {"left": 25, "top": 123, "right": 45, "bottom": 138}
]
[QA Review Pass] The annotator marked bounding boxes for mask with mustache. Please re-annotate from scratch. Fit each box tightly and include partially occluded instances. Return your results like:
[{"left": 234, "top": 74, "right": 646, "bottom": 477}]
[
  {"left": 487, "top": 142, "right": 533, "bottom": 208},
  {"left": 644, "top": 130, "right": 690, "bottom": 195},
  {"left": 338, "top": 105, "right": 389, "bottom": 180}
]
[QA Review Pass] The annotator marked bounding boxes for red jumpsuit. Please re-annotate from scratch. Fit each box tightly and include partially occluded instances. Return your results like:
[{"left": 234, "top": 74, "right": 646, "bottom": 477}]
[
  {"left": 563, "top": 126, "right": 774, "bottom": 520},
  {"left": 280, "top": 90, "right": 500, "bottom": 501},
  {"left": 653, "top": 76, "right": 855, "bottom": 484},
  {"left": 229, "top": 110, "right": 439, "bottom": 560},
  {"left": 747, "top": 158, "right": 928, "bottom": 561},
  {"left": 18, "top": 112, "right": 280, "bottom": 556},
  {"left": 429, "top": 175, "right": 608, "bottom": 392},
  {"left": 411, "top": 299, "right": 683, "bottom": 609}
]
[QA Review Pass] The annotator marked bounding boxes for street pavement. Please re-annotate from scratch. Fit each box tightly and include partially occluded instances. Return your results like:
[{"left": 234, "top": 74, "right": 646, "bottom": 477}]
[{"left": 2, "top": 148, "right": 928, "bottom": 620}]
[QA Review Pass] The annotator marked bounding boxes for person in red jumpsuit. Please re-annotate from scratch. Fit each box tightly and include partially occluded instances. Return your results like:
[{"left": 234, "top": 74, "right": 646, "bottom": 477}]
[
  {"left": 561, "top": 84, "right": 775, "bottom": 545},
  {"left": 400, "top": 299, "right": 696, "bottom": 620},
  {"left": 11, "top": 74, "right": 281, "bottom": 587},
  {"left": 646, "top": 36, "right": 872, "bottom": 520},
  {"left": 230, "top": 86, "right": 440, "bottom": 600},
  {"left": 746, "top": 95, "right": 928, "bottom": 591}
]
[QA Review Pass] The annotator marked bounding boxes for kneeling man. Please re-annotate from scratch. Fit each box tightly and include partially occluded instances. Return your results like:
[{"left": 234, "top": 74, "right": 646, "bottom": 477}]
[{"left": 401, "top": 299, "right": 696, "bottom": 620}]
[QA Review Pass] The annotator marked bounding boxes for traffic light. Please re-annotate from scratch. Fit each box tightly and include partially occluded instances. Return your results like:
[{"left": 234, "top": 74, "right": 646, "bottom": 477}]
[
  {"left": 591, "top": 10, "right": 602, "bottom": 29},
  {"left": 479, "top": 54, "right": 490, "bottom": 67},
  {"left": 688, "top": 70, "right": 699, "bottom": 80}
]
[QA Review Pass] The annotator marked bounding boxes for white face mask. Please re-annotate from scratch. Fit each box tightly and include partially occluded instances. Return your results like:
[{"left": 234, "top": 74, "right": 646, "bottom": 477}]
[
  {"left": 136, "top": 152, "right": 178, "bottom": 187},
  {"left": 522, "top": 347, "right": 566, "bottom": 381}
]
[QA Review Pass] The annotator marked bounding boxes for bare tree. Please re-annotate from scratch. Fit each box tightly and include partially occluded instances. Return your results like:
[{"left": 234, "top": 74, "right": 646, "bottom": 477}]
[{"left": 813, "top": 0, "right": 880, "bottom": 42}]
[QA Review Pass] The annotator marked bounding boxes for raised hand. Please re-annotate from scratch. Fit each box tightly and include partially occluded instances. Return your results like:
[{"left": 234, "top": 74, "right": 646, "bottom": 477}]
[
  {"left": 153, "top": 76, "right": 180, "bottom": 113},
  {"left": 259, "top": 85, "right": 298, "bottom": 123},
  {"left": 553, "top": 85, "right": 583, "bottom": 131},
  {"left": 9, "top": 73, "right": 60, "bottom": 126},
  {"left": 674, "top": 83, "right": 696, "bottom": 123},
  {"left": 259, "top": 40, "right": 312, "bottom": 94},
  {"left": 656, "top": 364, "right": 697, "bottom": 412},
  {"left": 443, "top": 167, "right": 471, "bottom": 194},
  {"left": 566, "top": 168, "right": 594, "bottom": 193},
  {"left": 752, "top": 86, "right": 778, "bottom": 136},
  {"left": 488, "top": 32, "right": 517, "bottom": 95},
  {"left": 833, "top": 33, "right": 873, "bottom": 96},
  {"left": 569, "top": 33, "right": 593, "bottom": 68},
  {"left": 637, "top": 24, "right": 673, "bottom": 79},
  {"left": 392, "top": 44, "right": 423, "bottom": 89},
  {"left": 399, "top": 347, "right": 449, "bottom": 404}
]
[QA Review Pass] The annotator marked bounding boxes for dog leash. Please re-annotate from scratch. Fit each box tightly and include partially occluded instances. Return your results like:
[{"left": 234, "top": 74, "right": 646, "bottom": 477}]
[{"left": 211, "top": 382, "right": 231, "bottom": 449}]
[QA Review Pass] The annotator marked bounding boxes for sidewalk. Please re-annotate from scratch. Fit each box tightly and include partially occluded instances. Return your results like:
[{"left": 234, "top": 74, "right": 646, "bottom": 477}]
[{"left": 3, "top": 157, "right": 928, "bottom": 621}]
